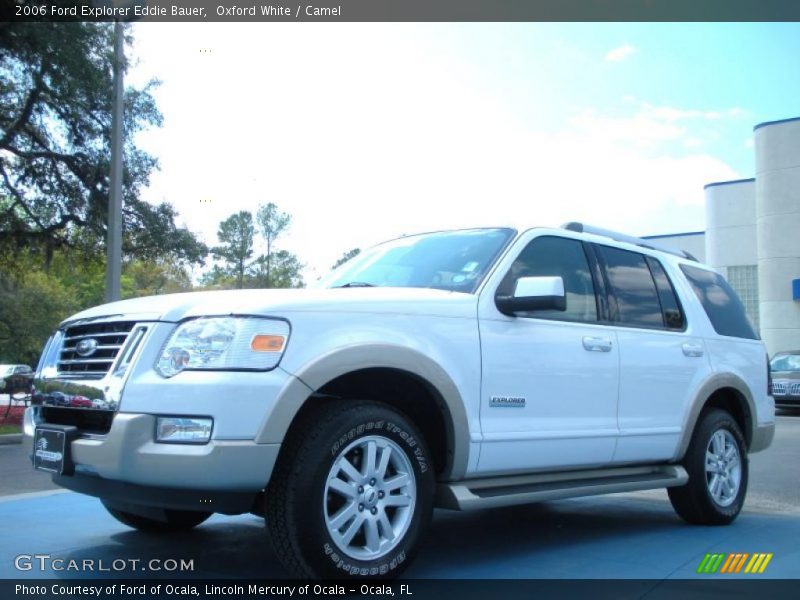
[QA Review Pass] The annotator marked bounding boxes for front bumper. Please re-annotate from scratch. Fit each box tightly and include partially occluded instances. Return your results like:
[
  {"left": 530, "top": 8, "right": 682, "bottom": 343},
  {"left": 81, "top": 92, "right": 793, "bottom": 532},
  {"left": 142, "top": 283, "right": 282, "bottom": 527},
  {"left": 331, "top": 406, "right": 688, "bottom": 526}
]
[{"left": 24, "top": 409, "right": 281, "bottom": 505}]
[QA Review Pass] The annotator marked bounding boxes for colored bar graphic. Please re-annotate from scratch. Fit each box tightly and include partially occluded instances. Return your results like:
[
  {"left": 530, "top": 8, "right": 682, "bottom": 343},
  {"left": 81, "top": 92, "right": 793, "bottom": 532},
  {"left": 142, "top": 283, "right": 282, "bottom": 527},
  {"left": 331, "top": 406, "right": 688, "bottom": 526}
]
[{"left": 699, "top": 552, "right": 772, "bottom": 574}]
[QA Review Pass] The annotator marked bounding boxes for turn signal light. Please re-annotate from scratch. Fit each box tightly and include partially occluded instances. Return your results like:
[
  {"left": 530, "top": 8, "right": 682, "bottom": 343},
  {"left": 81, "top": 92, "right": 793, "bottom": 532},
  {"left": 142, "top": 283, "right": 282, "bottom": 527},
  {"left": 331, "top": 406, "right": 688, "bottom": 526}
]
[{"left": 251, "top": 335, "right": 285, "bottom": 353}]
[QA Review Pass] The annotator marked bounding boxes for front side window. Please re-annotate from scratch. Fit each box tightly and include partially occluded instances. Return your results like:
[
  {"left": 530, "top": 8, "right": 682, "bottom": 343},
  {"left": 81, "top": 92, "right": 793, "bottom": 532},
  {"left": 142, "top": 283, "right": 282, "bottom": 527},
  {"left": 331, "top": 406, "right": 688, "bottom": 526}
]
[
  {"left": 680, "top": 264, "right": 759, "bottom": 340},
  {"left": 497, "top": 236, "right": 598, "bottom": 322},
  {"left": 319, "top": 228, "right": 515, "bottom": 293},
  {"left": 597, "top": 245, "right": 663, "bottom": 329}
]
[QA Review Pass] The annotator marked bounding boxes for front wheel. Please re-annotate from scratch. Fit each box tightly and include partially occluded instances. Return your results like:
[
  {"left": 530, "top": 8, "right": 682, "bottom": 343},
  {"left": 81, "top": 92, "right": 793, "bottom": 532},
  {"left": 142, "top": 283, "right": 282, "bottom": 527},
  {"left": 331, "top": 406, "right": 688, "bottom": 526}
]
[
  {"left": 265, "top": 400, "right": 435, "bottom": 579},
  {"left": 668, "top": 409, "right": 748, "bottom": 525}
]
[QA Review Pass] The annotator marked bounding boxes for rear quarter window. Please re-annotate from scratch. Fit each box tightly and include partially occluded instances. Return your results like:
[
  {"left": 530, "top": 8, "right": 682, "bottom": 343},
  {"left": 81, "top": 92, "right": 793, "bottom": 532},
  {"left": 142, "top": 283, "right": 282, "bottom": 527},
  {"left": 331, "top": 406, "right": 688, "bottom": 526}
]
[{"left": 680, "top": 264, "right": 758, "bottom": 340}]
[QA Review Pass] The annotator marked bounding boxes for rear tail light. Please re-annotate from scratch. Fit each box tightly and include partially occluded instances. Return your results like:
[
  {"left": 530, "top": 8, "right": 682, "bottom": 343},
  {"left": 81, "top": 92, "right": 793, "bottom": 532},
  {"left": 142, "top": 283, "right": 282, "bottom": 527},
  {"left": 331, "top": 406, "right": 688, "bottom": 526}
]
[{"left": 767, "top": 353, "right": 773, "bottom": 395}]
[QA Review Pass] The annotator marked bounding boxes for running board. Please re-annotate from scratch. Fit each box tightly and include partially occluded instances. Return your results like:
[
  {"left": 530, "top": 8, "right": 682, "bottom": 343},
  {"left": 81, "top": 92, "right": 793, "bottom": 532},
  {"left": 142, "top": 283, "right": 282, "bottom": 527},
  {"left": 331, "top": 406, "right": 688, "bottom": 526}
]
[{"left": 436, "top": 465, "right": 688, "bottom": 511}]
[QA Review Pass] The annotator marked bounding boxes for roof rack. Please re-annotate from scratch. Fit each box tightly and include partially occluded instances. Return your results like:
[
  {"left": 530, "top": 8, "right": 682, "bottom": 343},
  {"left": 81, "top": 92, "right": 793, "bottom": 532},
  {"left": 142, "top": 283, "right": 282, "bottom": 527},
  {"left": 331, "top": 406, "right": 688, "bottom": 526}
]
[{"left": 562, "top": 222, "right": 699, "bottom": 262}]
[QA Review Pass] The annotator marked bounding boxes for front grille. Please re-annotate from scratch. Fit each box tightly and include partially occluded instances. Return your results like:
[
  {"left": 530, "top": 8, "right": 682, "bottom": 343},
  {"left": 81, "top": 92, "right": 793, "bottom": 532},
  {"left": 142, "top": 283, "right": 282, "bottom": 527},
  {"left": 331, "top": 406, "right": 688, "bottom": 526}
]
[
  {"left": 772, "top": 382, "right": 787, "bottom": 396},
  {"left": 41, "top": 406, "right": 114, "bottom": 434},
  {"left": 791, "top": 383, "right": 800, "bottom": 396},
  {"left": 58, "top": 321, "right": 135, "bottom": 378}
]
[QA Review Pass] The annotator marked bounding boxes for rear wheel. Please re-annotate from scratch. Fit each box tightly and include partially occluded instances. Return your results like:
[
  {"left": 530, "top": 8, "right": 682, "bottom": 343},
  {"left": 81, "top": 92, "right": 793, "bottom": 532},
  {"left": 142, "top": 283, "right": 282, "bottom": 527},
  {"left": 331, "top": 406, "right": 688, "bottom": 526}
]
[
  {"left": 668, "top": 409, "right": 748, "bottom": 525},
  {"left": 101, "top": 500, "right": 211, "bottom": 532},
  {"left": 265, "top": 400, "right": 434, "bottom": 579}
]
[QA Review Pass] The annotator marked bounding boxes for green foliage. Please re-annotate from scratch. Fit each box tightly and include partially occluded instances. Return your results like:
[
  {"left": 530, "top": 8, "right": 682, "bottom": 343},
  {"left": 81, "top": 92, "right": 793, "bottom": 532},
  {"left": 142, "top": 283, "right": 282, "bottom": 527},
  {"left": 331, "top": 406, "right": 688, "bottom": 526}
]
[
  {"left": 122, "top": 259, "right": 192, "bottom": 298},
  {"left": 256, "top": 202, "right": 291, "bottom": 288},
  {"left": 0, "top": 247, "right": 194, "bottom": 364},
  {"left": 211, "top": 210, "right": 254, "bottom": 289},
  {"left": 0, "top": 22, "right": 206, "bottom": 267},
  {"left": 0, "top": 269, "right": 78, "bottom": 366},
  {"left": 332, "top": 248, "right": 361, "bottom": 270},
  {"left": 250, "top": 250, "right": 304, "bottom": 289}
]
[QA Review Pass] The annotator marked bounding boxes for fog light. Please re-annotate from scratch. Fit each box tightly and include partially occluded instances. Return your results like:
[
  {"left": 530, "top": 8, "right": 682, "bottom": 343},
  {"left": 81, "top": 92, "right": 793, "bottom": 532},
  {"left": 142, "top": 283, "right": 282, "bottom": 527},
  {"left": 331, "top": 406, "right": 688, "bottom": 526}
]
[{"left": 156, "top": 417, "right": 213, "bottom": 444}]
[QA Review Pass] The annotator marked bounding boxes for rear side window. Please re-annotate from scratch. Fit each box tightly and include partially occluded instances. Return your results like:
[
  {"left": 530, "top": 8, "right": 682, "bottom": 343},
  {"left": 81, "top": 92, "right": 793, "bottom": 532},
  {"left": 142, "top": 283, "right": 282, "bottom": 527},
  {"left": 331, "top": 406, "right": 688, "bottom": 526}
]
[
  {"left": 680, "top": 265, "right": 758, "bottom": 340},
  {"left": 597, "top": 245, "right": 663, "bottom": 329},
  {"left": 646, "top": 257, "right": 686, "bottom": 330}
]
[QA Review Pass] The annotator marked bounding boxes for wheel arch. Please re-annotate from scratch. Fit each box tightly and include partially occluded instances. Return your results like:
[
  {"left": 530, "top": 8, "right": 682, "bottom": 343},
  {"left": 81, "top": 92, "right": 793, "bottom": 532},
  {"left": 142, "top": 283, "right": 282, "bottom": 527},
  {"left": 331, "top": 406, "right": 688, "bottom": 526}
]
[
  {"left": 674, "top": 373, "right": 755, "bottom": 461},
  {"left": 255, "top": 344, "right": 470, "bottom": 481}
]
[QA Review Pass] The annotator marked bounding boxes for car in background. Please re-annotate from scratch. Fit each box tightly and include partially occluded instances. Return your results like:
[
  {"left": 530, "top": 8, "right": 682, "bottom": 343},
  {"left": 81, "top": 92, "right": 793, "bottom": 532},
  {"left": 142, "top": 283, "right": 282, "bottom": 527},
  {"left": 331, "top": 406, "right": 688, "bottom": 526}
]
[
  {"left": 0, "top": 364, "right": 33, "bottom": 396},
  {"left": 70, "top": 395, "right": 93, "bottom": 408},
  {"left": 1, "top": 364, "right": 32, "bottom": 377},
  {"left": 43, "top": 391, "right": 71, "bottom": 407},
  {"left": 770, "top": 351, "right": 800, "bottom": 408}
]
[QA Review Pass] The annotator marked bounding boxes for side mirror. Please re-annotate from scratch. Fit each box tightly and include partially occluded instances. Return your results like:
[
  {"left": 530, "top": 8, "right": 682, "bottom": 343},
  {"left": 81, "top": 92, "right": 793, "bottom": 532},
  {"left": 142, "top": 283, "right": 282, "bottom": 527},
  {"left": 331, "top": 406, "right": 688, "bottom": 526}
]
[{"left": 495, "top": 276, "right": 566, "bottom": 316}]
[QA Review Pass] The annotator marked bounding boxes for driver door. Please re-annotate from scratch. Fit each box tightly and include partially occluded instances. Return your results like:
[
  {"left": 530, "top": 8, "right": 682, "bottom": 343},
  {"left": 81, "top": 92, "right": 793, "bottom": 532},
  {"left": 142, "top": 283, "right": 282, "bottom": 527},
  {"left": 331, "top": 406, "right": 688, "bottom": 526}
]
[{"left": 476, "top": 234, "right": 620, "bottom": 475}]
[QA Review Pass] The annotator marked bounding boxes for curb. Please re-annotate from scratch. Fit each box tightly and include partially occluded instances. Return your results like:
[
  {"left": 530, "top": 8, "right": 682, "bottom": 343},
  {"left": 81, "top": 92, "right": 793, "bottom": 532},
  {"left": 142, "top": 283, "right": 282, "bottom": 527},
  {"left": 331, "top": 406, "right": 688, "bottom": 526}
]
[{"left": 0, "top": 433, "right": 22, "bottom": 445}]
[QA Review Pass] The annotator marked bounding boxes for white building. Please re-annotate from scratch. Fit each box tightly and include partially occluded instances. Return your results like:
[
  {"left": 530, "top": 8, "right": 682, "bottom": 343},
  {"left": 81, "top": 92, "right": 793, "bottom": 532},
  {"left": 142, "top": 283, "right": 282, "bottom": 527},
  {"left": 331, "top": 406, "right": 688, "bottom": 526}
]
[{"left": 646, "top": 116, "right": 800, "bottom": 356}]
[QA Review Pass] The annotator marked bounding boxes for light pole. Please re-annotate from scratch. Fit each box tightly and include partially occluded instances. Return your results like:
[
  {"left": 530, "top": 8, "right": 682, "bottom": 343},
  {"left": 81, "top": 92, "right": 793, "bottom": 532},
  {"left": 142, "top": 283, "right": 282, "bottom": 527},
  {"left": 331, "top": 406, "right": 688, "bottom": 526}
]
[
  {"left": 97, "top": 0, "right": 143, "bottom": 302},
  {"left": 105, "top": 18, "right": 124, "bottom": 303}
]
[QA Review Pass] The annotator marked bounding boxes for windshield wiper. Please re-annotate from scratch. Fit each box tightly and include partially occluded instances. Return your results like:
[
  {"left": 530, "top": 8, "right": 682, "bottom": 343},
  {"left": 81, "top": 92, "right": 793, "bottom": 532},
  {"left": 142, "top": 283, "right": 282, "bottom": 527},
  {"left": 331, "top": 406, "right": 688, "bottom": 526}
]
[{"left": 334, "top": 282, "right": 376, "bottom": 288}]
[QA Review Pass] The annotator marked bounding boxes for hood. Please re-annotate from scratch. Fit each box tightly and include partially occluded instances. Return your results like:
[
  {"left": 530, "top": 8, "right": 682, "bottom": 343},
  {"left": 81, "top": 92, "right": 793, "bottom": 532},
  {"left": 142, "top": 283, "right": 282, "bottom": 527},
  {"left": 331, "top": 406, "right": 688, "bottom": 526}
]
[
  {"left": 772, "top": 370, "right": 800, "bottom": 381},
  {"left": 60, "top": 287, "right": 478, "bottom": 326}
]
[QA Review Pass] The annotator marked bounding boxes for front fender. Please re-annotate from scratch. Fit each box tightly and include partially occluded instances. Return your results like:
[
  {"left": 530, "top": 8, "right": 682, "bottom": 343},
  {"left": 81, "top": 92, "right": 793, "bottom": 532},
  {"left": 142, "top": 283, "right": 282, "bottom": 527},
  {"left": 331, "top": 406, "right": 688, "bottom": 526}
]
[{"left": 254, "top": 344, "right": 470, "bottom": 480}]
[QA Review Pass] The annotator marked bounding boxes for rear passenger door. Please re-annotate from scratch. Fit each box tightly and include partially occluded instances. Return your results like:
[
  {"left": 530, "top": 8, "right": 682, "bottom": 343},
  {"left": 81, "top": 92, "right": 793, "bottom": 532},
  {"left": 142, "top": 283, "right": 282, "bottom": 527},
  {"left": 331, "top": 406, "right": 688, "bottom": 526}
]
[{"left": 594, "top": 245, "right": 713, "bottom": 463}]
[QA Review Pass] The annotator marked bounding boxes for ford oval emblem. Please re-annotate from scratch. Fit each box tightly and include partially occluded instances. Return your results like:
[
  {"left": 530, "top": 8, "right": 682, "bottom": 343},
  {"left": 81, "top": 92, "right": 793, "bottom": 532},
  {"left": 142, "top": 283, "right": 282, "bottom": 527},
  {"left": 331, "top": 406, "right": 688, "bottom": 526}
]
[{"left": 75, "top": 338, "right": 99, "bottom": 357}]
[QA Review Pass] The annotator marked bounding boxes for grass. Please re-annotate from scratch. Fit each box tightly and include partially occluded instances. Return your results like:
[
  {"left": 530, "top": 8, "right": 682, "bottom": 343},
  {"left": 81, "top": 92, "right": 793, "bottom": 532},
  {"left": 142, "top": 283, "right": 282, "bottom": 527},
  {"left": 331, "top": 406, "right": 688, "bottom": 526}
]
[{"left": 0, "top": 424, "right": 21, "bottom": 435}]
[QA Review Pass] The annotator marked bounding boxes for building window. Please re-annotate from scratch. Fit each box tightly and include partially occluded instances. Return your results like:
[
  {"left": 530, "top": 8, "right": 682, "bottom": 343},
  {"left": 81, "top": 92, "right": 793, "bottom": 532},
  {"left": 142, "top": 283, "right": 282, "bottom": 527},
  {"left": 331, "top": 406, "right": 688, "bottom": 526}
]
[{"left": 726, "top": 265, "right": 760, "bottom": 333}]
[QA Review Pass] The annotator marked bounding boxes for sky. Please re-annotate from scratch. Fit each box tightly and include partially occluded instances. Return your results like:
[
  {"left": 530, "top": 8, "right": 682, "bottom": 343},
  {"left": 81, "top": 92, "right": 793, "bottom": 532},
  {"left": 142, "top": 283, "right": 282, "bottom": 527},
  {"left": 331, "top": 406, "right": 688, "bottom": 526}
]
[{"left": 127, "top": 22, "right": 800, "bottom": 282}]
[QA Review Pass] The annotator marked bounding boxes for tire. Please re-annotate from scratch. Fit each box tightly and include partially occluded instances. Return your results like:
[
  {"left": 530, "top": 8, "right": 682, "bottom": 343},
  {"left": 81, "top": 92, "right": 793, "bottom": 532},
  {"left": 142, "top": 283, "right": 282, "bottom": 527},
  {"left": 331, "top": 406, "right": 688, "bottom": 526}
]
[
  {"left": 101, "top": 500, "right": 211, "bottom": 532},
  {"left": 668, "top": 409, "right": 748, "bottom": 525},
  {"left": 265, "top": 400, "right": 435, "bottom": 579}
]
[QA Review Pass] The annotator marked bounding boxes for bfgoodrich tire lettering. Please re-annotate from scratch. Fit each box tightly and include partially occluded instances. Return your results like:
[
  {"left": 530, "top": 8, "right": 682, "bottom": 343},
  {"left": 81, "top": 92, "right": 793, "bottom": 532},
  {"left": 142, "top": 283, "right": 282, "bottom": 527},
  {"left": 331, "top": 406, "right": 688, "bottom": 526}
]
[
  {"left": 265, "top": 400, "right": 434, "bottom": 579},
  {"left": 668, "top": 409, "right": 748, "bottom": 525}
]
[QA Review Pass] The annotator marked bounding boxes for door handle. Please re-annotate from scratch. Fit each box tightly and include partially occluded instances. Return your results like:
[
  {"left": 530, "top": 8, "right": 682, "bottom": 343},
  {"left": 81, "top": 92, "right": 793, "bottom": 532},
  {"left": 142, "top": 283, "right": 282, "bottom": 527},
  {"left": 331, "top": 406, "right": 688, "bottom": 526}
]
[
  {"left": 582, "top": 336, "right": 613, "bottom": 352},
  {"left": 682, "top": 343, "right": 704, "bottom": 357}
]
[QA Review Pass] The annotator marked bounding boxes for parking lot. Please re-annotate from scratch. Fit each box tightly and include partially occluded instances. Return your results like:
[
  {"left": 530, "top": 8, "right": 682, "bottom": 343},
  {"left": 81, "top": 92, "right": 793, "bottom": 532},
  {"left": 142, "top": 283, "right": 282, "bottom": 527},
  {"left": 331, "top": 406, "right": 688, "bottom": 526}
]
[{"left": 0, "top": 413, "right": 798, "bottom": 580}]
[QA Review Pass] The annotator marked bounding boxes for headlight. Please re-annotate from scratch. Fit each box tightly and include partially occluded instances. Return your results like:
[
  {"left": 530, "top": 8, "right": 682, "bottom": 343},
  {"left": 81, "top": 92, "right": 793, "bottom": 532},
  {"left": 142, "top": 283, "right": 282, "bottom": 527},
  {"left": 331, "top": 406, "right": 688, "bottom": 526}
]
[{"left": 155, "top": 316, "right": 289, "bottom": 378}]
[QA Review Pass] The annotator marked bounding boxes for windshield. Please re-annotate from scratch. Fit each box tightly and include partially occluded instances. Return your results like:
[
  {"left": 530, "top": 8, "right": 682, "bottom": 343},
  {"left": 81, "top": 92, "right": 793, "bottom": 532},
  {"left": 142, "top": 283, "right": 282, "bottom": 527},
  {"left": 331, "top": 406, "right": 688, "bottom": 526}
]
[
  {"left": 320, "top": 228, "right": 516, "bottom": 293},
  {"left": 0, "top": 365, "right": 15, "bottom": 377},
  {"left": 770, "top": 354, "right": 800, "bottom": 372}
]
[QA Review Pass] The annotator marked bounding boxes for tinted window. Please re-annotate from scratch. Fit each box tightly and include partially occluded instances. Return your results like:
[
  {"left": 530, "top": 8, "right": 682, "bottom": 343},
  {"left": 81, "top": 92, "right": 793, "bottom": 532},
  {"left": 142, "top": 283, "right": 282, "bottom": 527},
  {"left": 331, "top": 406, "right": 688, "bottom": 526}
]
[
  {"left": 499, "top": 236, "right": 597, "bottom": 322},
  {"left": 680, "top": 265, "right": 759, "bottom": 340},
  {"left": 646, "top": 257, "right": 686, "bottom": 330},
  {"left": 598, "top": 246, "right": 663, "bottom": 329}
]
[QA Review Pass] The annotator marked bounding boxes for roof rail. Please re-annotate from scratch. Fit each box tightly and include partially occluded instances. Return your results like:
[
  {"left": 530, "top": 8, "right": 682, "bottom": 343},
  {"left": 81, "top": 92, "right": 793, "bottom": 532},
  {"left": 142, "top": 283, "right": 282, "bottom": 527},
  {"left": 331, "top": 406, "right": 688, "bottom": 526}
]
[{"left": 562, "top": 222, "right": 698, "bottom": 262}]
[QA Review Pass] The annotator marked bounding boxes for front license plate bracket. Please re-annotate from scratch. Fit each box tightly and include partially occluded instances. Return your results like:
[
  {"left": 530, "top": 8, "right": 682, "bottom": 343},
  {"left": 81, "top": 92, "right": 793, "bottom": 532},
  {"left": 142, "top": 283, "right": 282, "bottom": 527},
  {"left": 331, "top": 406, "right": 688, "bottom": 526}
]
[{"left": 33, "top": 425, "right": 78, "bottom": 475}]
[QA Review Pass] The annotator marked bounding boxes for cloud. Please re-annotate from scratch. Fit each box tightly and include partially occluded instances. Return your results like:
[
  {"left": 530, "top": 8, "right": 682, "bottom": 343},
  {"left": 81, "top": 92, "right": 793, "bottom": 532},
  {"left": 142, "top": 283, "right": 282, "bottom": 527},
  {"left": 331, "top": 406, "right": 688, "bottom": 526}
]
[
  {"left": 130, "top": 25, "right": 741, "bottom": 279},
  {"left": 605, "top": 43, "right": 636, "bottom": 62}
]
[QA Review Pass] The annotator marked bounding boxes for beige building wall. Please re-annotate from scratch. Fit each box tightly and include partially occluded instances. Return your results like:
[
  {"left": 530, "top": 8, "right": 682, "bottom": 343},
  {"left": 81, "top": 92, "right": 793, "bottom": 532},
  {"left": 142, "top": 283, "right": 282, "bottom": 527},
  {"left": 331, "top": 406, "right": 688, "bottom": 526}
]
[{"left": 754, "top": 117, "right": 800, "bottom": 355}]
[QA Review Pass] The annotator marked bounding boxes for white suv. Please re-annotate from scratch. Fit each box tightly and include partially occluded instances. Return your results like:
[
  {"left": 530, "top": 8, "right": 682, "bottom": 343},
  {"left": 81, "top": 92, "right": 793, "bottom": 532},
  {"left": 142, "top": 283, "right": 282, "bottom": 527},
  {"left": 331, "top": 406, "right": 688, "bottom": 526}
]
[{"left": 24, "top": 223, "right": 775, "bottom": 579}]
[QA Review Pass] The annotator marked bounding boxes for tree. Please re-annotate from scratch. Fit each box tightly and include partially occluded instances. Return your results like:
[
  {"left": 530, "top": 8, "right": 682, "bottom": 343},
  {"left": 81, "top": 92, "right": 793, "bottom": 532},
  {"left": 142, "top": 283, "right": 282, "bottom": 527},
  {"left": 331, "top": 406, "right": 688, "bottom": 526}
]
[
  {"left": 332, "top": 248, "right": 361, "bottom": 270},
  {"left": 122, "top": 259, "right": 193, "bottom": 298},
  {"left": 250, "top": 250, "right": 304, "bottom": 289},
  {"left": 256, "top": 202, "right": 291, "bottom": 288},
  {"left": 0, "top": 269, "right": 78, "bottom": 366},
  {"left": 212, "top": 211, "right": 254, "bottom": 289},
  {"left": 0, "top": 22, "right": 207, "bottom": 269}
]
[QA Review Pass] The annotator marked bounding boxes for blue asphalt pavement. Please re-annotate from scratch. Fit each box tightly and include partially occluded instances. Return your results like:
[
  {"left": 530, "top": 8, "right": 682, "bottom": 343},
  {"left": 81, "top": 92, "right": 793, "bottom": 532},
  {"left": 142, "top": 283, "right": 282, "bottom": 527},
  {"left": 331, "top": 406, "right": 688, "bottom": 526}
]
[{"left": 1, "top": 490, "right": 798, "bottom": 579}]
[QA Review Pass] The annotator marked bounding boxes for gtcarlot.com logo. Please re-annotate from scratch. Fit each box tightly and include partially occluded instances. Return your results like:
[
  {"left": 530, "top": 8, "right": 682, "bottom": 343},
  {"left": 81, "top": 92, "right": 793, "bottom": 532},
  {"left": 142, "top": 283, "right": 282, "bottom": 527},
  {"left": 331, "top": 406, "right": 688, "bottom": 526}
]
[
  {"left": 14, "top": 554, "right": 194, "bottom": 573},
  {"left": 697, "top": 552, "right": 773, "bottom": 574}
]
